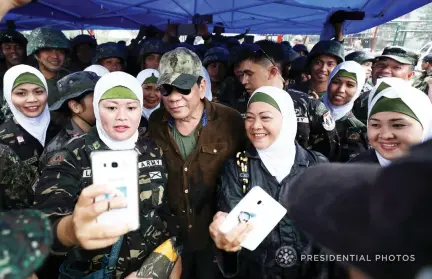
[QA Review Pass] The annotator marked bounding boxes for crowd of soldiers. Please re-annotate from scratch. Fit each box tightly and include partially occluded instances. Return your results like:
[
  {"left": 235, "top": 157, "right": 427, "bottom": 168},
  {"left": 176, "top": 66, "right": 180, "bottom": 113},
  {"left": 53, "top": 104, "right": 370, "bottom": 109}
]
[{"left": 2, "top": 0, "right": 432, "bottom": 279}]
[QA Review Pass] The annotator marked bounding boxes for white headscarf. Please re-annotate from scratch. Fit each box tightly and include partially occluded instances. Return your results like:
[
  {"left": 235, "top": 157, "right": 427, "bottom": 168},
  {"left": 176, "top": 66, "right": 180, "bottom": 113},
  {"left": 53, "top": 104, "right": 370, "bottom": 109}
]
[
  {"left": 84, "top": 65, "right": 110, "bottom": 77},
  {"left": 3, "top": 65, "right": 50, "bottom": 146},
  {"left": 368, "top": 77, "right": 432, "bottom": 167},
  {"left": 248, "top": 86, "right": 297, "bottom": 183},
  {"left": 323, "top": 61, "right": 366, "bottom": 121},
  {"left": 136, "top": 69, "right": 160, "bottom": 120},
  {"left": 93, "top": 72, "right": 143, "bottom": 150},
  {"left": 202, "top": 66, "right": 213, "bottom": 101}
]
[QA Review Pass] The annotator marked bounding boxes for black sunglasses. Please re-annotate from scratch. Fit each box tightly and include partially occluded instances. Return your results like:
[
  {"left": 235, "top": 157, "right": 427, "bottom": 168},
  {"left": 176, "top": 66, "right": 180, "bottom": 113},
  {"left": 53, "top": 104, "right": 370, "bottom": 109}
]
[{"left": 159, "top": 76, "right": 203, "bottom": 97}]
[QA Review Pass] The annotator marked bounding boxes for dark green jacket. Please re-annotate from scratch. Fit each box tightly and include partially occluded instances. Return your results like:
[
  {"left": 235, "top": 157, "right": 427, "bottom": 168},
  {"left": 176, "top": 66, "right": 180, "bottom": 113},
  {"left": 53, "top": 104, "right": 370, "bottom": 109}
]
[{"left": 335, "top": 112, "right": 369, "bottom": 162}]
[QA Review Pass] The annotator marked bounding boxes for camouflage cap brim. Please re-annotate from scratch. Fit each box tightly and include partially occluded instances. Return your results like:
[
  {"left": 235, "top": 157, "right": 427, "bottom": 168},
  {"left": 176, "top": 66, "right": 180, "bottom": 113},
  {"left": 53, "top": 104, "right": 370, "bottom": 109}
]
[
  {"left": 157, "top": 73, "right": 199, "bottom": 90},
  {"left": 49, "top": 89, "right": 93, "bottom": 111},
  {"left": 378, "top": 55, "right": 413, "bottom": 65}
]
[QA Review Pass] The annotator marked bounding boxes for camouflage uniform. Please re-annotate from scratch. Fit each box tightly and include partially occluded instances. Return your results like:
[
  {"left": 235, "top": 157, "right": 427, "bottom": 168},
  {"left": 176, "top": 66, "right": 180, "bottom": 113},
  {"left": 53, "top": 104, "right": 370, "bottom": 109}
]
[
  {"left": 27, "top": 27, "right": 71, "bottom": 106},
  {"left": 35, "top": 128, "right": 174, "bottom": 278},
  {"left": 412, "top": 71, "right": 432, "bottom": 95},
  {"left": 353, "top": 46, "right": 420, "bottom": 124},
  {"left": 0, "top": 209, "right": 53, "bottom": 279},
  {"left": 0, "top": 144, "right": 36, "bottom": 210}
]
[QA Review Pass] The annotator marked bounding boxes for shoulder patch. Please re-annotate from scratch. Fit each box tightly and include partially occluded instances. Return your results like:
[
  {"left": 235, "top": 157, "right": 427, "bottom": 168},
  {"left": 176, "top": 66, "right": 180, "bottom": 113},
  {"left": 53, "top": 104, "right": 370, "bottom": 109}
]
[
  {"left": 322, "top": 111, "right": 336, "bottom": 131},
  {"left": 47, "top": 151, "right": 68, "bottom": 165}
]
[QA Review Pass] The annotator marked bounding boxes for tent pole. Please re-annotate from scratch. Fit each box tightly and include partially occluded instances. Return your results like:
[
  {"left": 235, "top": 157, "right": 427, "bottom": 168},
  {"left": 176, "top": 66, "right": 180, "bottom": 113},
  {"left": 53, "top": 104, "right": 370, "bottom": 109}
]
[{"left": 371, "top": 26, "right": 378, "bottom": 52}]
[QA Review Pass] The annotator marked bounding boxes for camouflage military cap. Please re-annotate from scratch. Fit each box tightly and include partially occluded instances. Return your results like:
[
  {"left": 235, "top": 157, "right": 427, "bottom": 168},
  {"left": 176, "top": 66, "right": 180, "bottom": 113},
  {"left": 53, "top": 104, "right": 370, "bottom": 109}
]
[
  {"left": 27, "top": 27, "right": 70, "bottom": 56},
  {"left": 93, "top": 42, "right": 125, "bottom": 64},
  {"left": 0, "top": 30, "right": 27, "bottom": 46},
  {"left": 71, "top": 34, "right": 97, "bottom": 48},
  {"left": 139, "top": 39, "right": 166, "bottom": 57},
  {"left": 345, "top": 51, "right": 375, "bottom": 64},
  {"left": 203, "top": 47, "right": 229, "bottom": 67},
  {"left": 292, "top": 44, "right": 308, "bottom": 54},
  {"left": 157, "top": 47, "right": 203, "bottom": 89},
  {"left": 423, "top": 54, "right": 432, "bottom": 63},
  {"left": 50, "top": 71, "right": 100, "bottom": 111},
  {"left": 308, "top": 40, "right": 344, "bottom": 66},
  {"left": 0, "top": 209, "right": 53, "bottom": 278},
  {"left": 377, "top": 46, "right": 419, "bottom": 66}
]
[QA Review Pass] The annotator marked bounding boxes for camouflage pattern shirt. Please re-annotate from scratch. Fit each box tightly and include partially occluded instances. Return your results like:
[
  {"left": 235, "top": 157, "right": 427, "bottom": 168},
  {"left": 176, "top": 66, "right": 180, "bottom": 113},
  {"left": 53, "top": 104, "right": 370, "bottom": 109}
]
[
  {"left": 412, "top": 71, "right": 432, "bottom": 95},
  {"left": 34, "top": 127, "right": 174, "bottom": 278},
  {"left": 0, "top": 144, "right": 36, "bottom": 210},
  {"left": 352, "top": 89, "right": 370, "bottom": 125}
]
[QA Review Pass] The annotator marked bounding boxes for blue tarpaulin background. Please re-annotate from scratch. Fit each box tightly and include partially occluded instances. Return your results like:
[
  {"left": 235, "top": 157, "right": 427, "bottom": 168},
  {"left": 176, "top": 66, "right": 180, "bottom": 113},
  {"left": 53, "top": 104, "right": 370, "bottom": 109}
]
[{"left": 1, "top": 0, "right": 431, "bottom": 34}]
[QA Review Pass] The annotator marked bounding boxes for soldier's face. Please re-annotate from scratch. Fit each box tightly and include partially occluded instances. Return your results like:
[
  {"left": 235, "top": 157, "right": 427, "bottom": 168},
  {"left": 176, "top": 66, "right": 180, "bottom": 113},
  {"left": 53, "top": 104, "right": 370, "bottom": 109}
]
[
  {"left": 237, "top": 59, "right": 272, "bottom": 94},
  {"left": 142, "top": 83, "right": 161, "bottom": 109},
  {"left": 372, "top": 58, "right": 414, "bottom": 85},
  {"left": 37, "top": 49, "right": 65, "bottom": 72},
  {"left": 368, "top": 111, "right": 423, "bottom": 160},
  {"left": 328, "top": 76, "right": 357, "bottom": 106},
  {"left": 143, "top": 54, "right": 161, "bottom": 70},
  {"left": 245, "top": 102, "right": 282, "bottom": 150},
  {"left": 98, "top": 99, "right": 142, "bottom": 141},
  {"left": 1, "top": 43, "right": 25, "bottom": 66},
  {"left": 206, "top": 62, "right": 226, "bottom": 83},
  {"left": 100, "top": 57, "right": 122, "bottom": 72},
  {"left": 162, "top": 79, "right": 206, "bottom": 120},
  {"left": 11, "top": 83, "right": 47, "bottom": 118},
  {"left": 76, "top": 44, "right": 94, "bottom": 65},
  {"left": 310, "top": 55, "right": 338, "bottom": 83},
  {"left": 361, "top": 61, "right": 373, "bottom": 79}
]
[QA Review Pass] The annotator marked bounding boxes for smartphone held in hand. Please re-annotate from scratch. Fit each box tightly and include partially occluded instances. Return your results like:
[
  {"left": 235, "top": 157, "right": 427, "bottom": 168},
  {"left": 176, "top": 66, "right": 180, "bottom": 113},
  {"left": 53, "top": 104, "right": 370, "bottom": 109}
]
[{"left": 91, "top": 150, "right": 140, "bottom": 231}]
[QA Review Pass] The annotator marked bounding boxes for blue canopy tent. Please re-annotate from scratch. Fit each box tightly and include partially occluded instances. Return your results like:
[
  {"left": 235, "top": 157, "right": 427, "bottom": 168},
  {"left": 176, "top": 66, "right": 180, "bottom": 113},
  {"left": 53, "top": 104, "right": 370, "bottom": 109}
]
[{"left": 1, "top": 0, "right": 431, "bottom": 34}]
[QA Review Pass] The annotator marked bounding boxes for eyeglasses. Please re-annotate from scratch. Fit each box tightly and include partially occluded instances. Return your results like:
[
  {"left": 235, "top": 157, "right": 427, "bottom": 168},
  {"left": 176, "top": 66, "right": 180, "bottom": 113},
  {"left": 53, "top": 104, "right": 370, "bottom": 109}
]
[{"left": 159, "top": 76, "right": 203, "bottom": 97}]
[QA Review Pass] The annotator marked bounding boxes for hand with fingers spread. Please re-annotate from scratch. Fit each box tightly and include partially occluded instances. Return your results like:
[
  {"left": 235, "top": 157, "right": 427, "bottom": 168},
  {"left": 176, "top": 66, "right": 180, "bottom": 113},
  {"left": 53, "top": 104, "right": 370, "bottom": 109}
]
[
  {"left": 209, "top": 211, "right": 253, "bottom": 253},
  {"left": 57, "top": 184, "right": 130, "bottom": 250}
]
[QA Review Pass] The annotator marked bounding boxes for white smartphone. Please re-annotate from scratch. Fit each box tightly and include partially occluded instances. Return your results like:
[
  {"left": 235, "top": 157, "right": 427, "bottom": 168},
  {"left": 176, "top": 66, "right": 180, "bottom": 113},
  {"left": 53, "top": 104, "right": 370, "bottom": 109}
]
[
  {"left": 219, "top": 186, "right": 287, "bottom": 251},
  {"left": 91, "top": 150, "right": 140, "bottom": 231}
]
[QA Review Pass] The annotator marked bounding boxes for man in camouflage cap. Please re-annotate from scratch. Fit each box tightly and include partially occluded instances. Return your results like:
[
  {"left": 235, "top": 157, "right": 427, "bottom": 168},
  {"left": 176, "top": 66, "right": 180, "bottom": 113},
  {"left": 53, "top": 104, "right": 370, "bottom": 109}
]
[
  {"left": 39, "top": 71, "right": 99, "bottom": 168},
  {"left": 149, "top": 47, "right": 246, "bottom": 279},
  {"left": 139, "top": 39, "right": 165, "bottom": 71},
  {"left": 0, "top": 209, "right": 53, "bottom": 279},
  {"left": 412, "top": 54, "right": 432, "bottom": 95},
  {"left": 93, "top": 42, "right": 125, "bottom": 72},
  {"left": 353, "top": 46, "right": 419, "bottom": 124},
  {"left": 203, "top": 46, "right": 229, "bottom": 102},
  {"left": 27, "top": 27, "right": 71, "bottom": 106},
  {"left": 345, "top": 51, "right": 375, "bottom": 93}
]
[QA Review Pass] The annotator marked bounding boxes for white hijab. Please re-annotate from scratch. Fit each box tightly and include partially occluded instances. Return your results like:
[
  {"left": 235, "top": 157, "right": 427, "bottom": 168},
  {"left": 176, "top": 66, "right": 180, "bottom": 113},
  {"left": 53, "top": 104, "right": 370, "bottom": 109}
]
[
  {"left": 248, "top": 86, "right": 297, "bottom": 183},
  {"left": 368, "top": 78, "right": 432, "bottom": 167},
  {"left": 136, "top": 69, "right": 160, "bottom": 120},
  {"left": 3, "top": 65, "right": 50, "bottom": 146},
  {"left": 84, "top": 65, "right": 110, "bottom": 77},
  {"left": 93, "top": 72, "right": 143, "bottom": 150},
  {"left": 323, "top": 61, "right": 366, "bottom": 121},
  {"left": 202, "top": 66, "right": 213, "bottom": 101}
]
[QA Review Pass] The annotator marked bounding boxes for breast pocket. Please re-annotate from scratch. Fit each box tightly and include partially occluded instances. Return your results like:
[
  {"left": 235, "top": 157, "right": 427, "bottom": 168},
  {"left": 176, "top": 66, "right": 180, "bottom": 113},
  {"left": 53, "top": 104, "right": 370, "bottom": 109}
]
[{"left": 200, "top": 142, "right": 229, "bottom": 169}]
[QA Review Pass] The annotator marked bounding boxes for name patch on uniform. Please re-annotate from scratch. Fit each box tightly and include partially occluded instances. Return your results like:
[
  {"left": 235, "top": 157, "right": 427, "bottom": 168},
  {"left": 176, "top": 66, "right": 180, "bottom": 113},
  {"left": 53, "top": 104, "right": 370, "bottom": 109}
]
[
  {"left": 83, "top": 169, "right": 92, "bottom": 178},
  {"left": 297, "top": 117, "right": 309, "bottom": 123},
  {"left": 138, "top": 160, "right": 162, "bottom": 168}
]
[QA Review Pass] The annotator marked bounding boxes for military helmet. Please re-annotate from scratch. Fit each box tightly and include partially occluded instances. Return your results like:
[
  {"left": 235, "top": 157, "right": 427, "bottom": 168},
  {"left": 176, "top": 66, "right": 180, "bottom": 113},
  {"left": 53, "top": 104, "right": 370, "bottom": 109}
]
[
  {"left": 203, "top": 47, "right": 229, "bottom": 67},
  {"left": 307, "top": 40, "right": 344, "bottom": 69},
  {"left": 71, "top": 34, "right": 97, "bottom": 49},
  {"left": 345, "top": 51, "right": 375, "bottom": 64},
  {"left": 93, "top": 42, "right": 125, "bottom": 64},
  {"left": 139, "top": 39, "right": 165, "bottom": 58},
  {"left": 0, "top": 30, "right": 27, "bottom": 46},
  {"left": 282, "top": 44, "right": 300, "bottom": 64},
  {"left": 27, "top": 27, "right": 70, "bottom": 56},
  {"left": 51, "top": 71, "right": 100, "bottom": 111},
  {"left": 293, "top": 44, "right": 309, "bottom": 55}
]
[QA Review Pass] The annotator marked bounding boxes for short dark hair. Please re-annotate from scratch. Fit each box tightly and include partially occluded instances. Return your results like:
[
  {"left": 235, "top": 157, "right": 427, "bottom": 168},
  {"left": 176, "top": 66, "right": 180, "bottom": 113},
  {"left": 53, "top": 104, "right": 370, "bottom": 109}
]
[{"left": 237, "top": 40, "right": 285, "bottom": 72}]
